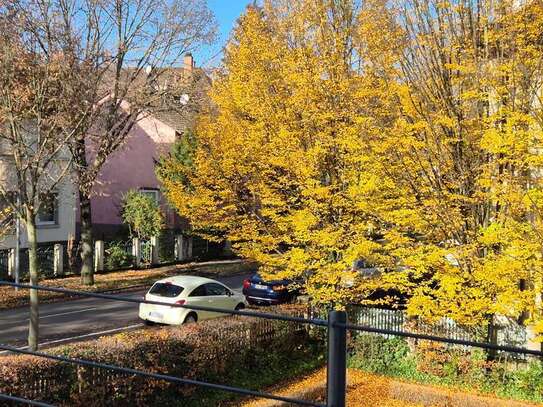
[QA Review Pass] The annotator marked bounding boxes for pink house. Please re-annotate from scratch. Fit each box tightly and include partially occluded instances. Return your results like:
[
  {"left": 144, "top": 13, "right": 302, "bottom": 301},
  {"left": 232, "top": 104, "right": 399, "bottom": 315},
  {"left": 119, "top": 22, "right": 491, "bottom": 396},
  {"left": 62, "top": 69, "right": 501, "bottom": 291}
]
[{"left": 83, "top": 54, "right": 205, "bottom": 239}]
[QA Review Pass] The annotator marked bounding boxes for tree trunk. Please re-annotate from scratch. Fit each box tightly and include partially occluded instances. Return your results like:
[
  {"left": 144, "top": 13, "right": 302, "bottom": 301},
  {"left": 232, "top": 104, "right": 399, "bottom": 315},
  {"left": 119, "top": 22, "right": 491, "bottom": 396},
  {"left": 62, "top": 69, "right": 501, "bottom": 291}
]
[
  {"left": 80, "top": 192, "right": 94, "bottom": 285},
  {"left": 25, "top": 208, "right": 39, "bottom": 351}
]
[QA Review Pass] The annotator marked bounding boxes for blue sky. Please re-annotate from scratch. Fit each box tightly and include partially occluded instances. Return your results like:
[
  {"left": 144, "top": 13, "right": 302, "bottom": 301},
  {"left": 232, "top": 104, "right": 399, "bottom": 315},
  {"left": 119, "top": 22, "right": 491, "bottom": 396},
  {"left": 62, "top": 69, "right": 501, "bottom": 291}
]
[{"left": 193, "top": 0, "right": 253, "bottom": 68}]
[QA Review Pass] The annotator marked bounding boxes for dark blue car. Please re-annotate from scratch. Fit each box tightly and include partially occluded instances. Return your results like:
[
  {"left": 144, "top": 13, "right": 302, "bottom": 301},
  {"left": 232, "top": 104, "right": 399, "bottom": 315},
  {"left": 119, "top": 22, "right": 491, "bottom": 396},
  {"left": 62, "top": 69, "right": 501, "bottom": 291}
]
[{"left": 242, "top": 273, "right": 296, "bottom": 305}]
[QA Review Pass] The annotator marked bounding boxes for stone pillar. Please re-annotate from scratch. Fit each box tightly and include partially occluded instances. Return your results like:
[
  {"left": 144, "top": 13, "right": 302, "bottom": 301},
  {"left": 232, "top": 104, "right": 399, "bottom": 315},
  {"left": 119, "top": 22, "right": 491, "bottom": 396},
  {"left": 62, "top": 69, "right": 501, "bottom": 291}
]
[
  {"left": 526, "top": 325, "right": 542, "bottom": 352},
  {"left": 94, "top": 240, "right": 104, "bottom": 272},
  {"left": 223, "top": 240, "right": 233, "bottom": 256},
  {"left": 54, "top": 244, "right": 64, "bottom": 276},
  {"left": 8, "top": 248, "right": 15, "bottom": 277},
  {"left": 175, "top": 235, "right": 185, "bottom": 261},
  {"left": 150, "top": 236, "right": 160, "bottom": 265},
  {"left": 132, "top": 237, "right": 141, "bottom": 268},
  {"left": 526, "top": 288, "right": 543, "bottom": 352},
  {"left": 186, "top": 236, "right": 193, "bottom": 260}
]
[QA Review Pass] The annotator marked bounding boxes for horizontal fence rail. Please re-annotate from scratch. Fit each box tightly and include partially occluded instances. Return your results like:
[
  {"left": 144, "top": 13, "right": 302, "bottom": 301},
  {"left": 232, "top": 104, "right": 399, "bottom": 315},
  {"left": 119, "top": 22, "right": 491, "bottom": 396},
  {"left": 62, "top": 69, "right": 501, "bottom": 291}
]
[
  {"left": 339, "top": 322, "right": 543, "bottom": 357},
  {"left": 1, "top": 279, "right": 543, "bottom": 407},
  {"left": 0, "top": 393, "right": 56, "bottom": 407}
]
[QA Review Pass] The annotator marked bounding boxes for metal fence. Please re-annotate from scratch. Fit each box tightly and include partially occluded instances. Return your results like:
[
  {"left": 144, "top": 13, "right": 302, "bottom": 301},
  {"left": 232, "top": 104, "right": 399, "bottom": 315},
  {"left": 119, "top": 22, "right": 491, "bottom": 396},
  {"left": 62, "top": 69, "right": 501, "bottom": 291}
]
[
  {"left": 1, "top": 280, "right": 542, "bottom": 407},
  {"left": 349, "top": 305, "right": 529, "bottom": 349}
]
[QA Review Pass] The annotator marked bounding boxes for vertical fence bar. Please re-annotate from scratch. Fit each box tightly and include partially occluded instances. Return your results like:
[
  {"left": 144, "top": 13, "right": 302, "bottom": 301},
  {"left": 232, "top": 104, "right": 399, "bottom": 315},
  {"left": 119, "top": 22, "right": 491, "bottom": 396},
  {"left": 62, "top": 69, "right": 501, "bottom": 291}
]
[{"left": 327, "top": 310, "right": 347, "bottom": 407}]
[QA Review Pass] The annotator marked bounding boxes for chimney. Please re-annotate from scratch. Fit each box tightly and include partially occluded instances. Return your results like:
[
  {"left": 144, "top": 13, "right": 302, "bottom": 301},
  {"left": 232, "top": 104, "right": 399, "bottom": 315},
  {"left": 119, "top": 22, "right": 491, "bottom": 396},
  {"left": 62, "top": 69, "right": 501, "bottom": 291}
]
[{"left": 184, "top": 53, "right": 194, "bottom": 72}]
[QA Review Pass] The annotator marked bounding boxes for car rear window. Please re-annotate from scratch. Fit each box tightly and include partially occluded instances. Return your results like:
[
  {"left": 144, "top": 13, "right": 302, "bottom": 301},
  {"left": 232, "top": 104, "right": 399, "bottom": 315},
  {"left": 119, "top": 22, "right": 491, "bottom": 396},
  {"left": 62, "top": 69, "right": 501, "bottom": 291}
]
[{"left": 149, "top": 283, "right": 184, "bottom": 298}]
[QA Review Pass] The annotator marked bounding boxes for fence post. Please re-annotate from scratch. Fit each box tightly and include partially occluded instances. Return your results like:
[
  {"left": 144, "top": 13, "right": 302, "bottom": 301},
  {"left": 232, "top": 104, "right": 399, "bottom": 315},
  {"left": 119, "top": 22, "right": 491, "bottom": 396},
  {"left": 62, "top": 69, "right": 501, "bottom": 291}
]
[
  {"left": 186, "top": 236, "right": 193, "bottom": 260},
  {"left": 327, "top": 310, "right": 347, "bottom": 407},
  {"left": 54, "top": 244, "right": 64, "bottom": 276},
  {"left": 175, "top": 235, "right": 185, "bottom": 261},
  {"left": 132, "top": 237, "right": 141, "bottom": 268},
  {"left": 8, "top": 248, "right": 15, "bottom": 277},
  {"left": 94, "top": 240, "right": 104, "bottom": 272},
  {"left": 150, "top": 236, "right": 159, "bottom": 265}
]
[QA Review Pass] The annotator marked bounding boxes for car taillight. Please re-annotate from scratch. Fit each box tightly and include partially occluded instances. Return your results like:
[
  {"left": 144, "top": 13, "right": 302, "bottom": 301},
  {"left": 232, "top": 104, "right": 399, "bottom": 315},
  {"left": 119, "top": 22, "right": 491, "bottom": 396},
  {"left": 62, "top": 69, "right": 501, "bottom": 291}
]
[
  {"left": 243, "top": 279, "right": 251, "bottom": 289},
  {"left": 272, "top": 285, "right": 287, "bottom": 292},
  {"left": 175, "top": 299, "right": 186, "bottom": 305}
]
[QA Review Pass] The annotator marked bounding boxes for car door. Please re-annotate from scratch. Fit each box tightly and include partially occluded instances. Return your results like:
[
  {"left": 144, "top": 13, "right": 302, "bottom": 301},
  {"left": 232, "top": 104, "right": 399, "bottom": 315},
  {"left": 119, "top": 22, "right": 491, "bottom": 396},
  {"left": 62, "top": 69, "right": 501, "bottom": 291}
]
[
  {"left": 204, "top": 283, "right": 235, "bottom": 319},
  {"left": 187, "top": 284, "right": 212, "bottom": 320}
]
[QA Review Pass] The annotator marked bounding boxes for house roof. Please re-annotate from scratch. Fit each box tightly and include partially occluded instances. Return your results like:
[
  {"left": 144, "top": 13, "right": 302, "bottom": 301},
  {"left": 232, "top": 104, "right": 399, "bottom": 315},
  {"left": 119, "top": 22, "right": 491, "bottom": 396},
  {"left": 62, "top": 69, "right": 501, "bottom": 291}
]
[
  {"left": 151, "top": 67, "right": 211, "bottom": 133},
  {"left": 109, "top": 65, "right": 211, "bottom": 134}
]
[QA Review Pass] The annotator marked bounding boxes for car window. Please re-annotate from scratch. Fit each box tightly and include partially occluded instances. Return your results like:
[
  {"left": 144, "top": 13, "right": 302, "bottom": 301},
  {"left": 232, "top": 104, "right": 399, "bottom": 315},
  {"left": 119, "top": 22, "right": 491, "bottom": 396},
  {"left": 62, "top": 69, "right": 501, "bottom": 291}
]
[
  {"left": 205, "top": 283, "right": 230, "bottom": 296},
  {"left": 149, "top": 283, "right": 183, "bottom": 298},
  {"left": 188, "top": 284, "right": 208, "bottom": 297}
]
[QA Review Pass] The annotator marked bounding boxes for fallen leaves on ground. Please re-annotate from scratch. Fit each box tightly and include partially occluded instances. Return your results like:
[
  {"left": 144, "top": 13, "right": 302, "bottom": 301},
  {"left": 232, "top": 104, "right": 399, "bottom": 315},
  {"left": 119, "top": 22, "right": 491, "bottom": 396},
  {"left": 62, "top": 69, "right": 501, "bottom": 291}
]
[
  {"left": 240, "top": 368, "right": 543, "bottom": 407},
  {"left": 240, "top": 368, "right": 424, "bottom": 407}
]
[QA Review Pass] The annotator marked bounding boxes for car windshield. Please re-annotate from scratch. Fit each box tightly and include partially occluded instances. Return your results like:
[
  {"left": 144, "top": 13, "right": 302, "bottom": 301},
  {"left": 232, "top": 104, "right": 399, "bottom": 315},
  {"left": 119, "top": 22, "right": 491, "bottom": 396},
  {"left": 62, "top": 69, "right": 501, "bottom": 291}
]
[{"left": 149, "top": 283, "right": 184, "bottom": 298}]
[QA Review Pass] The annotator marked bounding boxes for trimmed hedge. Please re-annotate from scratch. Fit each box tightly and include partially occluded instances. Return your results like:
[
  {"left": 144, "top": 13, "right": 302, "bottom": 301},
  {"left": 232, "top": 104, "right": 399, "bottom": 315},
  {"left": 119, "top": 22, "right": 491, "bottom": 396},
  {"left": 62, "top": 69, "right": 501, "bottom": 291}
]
[{"left": 0, "top": 306, "right": 323, "bottom": 406}]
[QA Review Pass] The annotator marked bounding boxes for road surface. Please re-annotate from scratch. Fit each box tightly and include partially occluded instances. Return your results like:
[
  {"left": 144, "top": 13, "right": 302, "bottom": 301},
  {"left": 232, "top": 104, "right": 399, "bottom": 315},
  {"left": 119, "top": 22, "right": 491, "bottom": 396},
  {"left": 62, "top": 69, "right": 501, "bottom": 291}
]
[{"left": 0, "top": 273, "right": 249, "bottom": 352}]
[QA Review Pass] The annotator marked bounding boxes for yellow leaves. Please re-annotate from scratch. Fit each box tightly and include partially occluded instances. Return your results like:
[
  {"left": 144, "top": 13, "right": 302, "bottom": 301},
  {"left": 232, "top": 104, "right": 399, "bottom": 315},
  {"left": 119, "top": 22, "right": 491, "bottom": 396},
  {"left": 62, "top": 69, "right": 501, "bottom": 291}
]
[{"left": 159, "top": 0, "right": 543, "bottom": 328}]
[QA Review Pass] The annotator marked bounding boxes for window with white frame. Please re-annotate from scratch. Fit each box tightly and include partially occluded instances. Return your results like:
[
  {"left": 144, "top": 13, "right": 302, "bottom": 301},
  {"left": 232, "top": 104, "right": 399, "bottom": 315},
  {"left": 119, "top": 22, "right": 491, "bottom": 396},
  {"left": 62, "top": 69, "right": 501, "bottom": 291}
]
[{"left": 36, "top": 192, "right": 58, "bottom": 226}]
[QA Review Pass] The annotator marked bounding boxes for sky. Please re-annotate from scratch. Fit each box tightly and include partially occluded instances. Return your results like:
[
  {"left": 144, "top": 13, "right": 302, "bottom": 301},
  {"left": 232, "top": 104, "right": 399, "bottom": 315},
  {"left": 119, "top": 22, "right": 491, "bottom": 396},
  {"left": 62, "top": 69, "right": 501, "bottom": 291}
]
[{"left": 193, "top": 0, "right": 254, "bottom": 68}]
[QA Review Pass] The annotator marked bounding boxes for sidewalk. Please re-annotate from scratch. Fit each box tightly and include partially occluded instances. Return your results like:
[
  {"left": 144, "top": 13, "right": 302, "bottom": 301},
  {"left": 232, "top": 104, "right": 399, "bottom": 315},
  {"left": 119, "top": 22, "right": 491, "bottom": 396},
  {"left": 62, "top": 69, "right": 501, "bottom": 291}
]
[{"left": 0, "top": 259, "right": 257, "bottom": 310}]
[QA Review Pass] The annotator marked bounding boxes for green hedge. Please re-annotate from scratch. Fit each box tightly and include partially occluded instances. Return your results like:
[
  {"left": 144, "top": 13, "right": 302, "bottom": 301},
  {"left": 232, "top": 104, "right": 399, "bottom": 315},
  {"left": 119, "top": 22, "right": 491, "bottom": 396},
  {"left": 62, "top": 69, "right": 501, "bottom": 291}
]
[{"left": 0, "top": 307, "right": 325, "bottom": 406}]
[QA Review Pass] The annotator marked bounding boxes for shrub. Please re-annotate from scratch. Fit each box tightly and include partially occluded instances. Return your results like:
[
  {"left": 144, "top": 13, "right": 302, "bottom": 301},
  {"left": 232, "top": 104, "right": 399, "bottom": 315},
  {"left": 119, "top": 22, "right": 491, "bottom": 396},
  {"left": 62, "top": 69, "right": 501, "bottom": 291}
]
[
  {"left": 121, "top": 190, "right": 164, "bottom": 240},
  {"left": 349, "top": 334, "right": 417, "bottom": 378},
  {"left": 105, "top": 242, "right": 134, "bottom": 270}
]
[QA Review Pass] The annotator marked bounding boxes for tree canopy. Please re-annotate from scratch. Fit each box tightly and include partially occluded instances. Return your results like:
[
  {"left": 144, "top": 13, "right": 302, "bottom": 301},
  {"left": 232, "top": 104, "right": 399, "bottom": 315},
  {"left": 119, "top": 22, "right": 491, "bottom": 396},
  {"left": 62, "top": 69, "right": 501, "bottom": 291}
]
[{"left": 160, "top": 0, "right": 543, "bottom": 336}]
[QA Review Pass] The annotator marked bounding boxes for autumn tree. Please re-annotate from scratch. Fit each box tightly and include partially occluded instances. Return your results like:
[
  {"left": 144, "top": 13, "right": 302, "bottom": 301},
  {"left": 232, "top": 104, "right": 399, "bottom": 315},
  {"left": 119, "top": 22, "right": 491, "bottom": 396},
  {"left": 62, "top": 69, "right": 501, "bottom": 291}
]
[
  {"left": 9, "top": 0, "right": 217, "bottom": 285},
  {"left": 162, "top": 0, "right": 543, "bottom": 343},
  {"left": 160, "top": 0, "right": 388, "bottom": 305},
  {"left": 0, "top": 12, "right": 75, "bottom": 350},
  {"left": 356, "top": 0, "right": 543, "bottom": 338}
]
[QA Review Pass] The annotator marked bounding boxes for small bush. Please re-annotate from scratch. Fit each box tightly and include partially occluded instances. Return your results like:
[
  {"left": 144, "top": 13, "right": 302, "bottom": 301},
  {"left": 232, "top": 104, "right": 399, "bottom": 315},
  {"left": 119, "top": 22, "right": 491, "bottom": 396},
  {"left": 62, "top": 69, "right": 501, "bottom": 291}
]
[{"left": 105, "top": 242, "right": 134, "bottom": 270}]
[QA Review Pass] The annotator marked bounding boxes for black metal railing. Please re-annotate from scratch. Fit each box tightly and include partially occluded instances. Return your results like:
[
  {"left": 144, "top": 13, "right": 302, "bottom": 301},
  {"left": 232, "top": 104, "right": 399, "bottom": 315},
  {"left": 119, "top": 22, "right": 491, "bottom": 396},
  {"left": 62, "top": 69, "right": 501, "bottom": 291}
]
[{"left": 1, "top": 280, "right": 542, "bottom": 407}]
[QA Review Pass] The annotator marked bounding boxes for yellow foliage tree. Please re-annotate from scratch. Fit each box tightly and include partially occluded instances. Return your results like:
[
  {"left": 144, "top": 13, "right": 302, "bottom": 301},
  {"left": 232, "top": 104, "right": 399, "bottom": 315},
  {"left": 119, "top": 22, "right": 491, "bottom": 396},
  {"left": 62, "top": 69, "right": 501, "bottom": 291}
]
[
  {"left": 160, "top": 0, "right": 390, "bottom": 306},
  {"left": 161, "top": 0, "right": 543, "bottom": 338},
  {"left": 357, "top": 0, "right": 543, "bottom": 332}
]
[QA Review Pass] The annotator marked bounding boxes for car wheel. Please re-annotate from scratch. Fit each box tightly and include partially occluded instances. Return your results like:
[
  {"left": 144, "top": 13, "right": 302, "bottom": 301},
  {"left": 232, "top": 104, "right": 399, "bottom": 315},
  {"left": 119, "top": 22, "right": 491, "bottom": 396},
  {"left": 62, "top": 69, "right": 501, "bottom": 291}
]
[
  {"left": 184, "top": 313, "right": 197, "bottom": 324},
  {"left": 143, "top": 319, "right": 155, "bottom": 326},
  {"left": 235, "top": 303, "right": 245, "bottom": 311}
]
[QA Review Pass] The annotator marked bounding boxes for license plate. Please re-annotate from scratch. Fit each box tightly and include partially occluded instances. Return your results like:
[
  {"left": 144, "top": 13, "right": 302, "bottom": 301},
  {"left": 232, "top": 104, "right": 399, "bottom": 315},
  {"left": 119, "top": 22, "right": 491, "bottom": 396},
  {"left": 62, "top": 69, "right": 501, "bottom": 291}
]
[
  {"left": 254, "top": 284, "right": 267, "bottom": 290},
  {"left": 149, "top": 311, "right": 163, "bottom": 319}
]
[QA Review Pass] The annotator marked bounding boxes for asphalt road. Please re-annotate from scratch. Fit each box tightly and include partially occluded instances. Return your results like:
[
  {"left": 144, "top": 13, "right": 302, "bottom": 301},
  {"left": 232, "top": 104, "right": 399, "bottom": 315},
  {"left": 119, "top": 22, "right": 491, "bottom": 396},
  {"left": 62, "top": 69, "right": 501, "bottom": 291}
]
[{"left": 0, "top": 273, "right": 249, "bottom": 351}]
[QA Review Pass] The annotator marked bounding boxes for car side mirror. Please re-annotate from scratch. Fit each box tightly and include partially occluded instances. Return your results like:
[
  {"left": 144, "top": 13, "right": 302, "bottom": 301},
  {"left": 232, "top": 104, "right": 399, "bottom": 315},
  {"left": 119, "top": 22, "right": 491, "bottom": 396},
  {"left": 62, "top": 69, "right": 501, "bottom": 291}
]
[{"left": 227, "top": 291, "right": 233, "bottom": 297}]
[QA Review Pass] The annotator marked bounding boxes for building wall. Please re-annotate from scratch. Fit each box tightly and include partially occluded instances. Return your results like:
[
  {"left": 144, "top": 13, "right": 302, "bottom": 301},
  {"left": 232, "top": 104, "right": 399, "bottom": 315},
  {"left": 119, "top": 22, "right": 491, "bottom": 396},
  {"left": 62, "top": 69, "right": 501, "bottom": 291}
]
[
  {"left": 0, "top": 179, "right": 77, "bottom": 249},
  {"left": 88, "top": 113, "right": 181, "bottom": 239}
]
